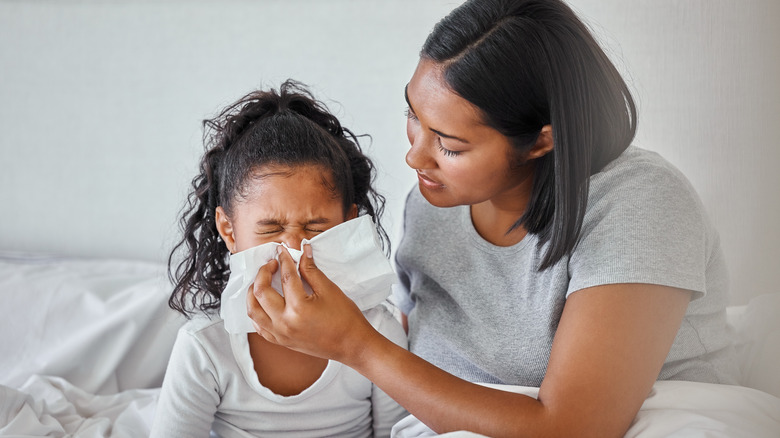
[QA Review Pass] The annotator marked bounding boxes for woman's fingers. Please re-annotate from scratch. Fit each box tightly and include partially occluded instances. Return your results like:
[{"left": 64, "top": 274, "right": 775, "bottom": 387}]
[
  {"left": 246, "top": 281, "right": 276, "bottom": 343},
  {"left": 246, "top": 244, "right": 372, "bottom": 362},
  {"left": 247, "top": 259, "right": 285, "bottom": 335},
  {"left": 250, "top": 258, "right": 282, "bottom": 306},
  {"left": 248, "top": 246, "right": 314, "bottom": 346},
  {"left": 275, "top": 246, "right": 308, "bottom": 305},
  {"left": 297, "top": 244, "right": 338, "bottom": 296}
]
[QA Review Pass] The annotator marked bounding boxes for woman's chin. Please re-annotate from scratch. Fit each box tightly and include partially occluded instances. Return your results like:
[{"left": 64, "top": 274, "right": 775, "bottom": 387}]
[{"left": 418, "top": 183, "right": 460, "bottom": 208}]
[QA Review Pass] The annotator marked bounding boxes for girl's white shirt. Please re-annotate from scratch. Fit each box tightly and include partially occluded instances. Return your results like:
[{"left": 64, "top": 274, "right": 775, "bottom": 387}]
[
  {"left": 152, "top": 305, "right": 408, "bottom": 438},
  {"left": 152, "top": 215, "right": 407, "bottom": 437}
]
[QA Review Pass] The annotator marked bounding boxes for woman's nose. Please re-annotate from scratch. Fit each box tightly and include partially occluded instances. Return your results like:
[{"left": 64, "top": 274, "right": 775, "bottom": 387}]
[{"left": 406, "top": 133, "right": 435, "bottom": 170}]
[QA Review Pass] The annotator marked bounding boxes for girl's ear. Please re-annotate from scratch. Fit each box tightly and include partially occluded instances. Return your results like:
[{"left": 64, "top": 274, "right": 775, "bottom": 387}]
[
  {"left": 215, "top": 206, "right": 237, "bottom": 253},
  {"left": 346, "top": 204, "right": 358, "bottom": 220},
  {"left": 528, "top": 124, "right": 554, "bottom": 160}
]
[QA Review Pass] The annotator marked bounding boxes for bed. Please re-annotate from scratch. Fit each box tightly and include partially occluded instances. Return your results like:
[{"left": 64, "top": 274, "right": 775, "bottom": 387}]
[{"left": 1, "top": 252, "right": 779, "bottom": 437}]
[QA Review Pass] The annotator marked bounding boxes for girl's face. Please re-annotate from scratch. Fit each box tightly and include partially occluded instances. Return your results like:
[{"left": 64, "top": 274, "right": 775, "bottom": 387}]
[
  {"left": 404, "top": 58, "right": 539, "bottom": 209},
  {"left": 215, "top": 164, "right": 356, "bottom": 254}
]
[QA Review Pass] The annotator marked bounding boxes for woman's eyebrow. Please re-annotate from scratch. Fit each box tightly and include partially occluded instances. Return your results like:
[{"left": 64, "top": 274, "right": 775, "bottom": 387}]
[{"left": 404, "top": 84, "right": 469, "bottom": 144}]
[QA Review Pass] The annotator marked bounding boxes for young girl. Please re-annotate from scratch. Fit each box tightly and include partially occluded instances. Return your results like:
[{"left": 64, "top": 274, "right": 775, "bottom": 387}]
[{"left": 151, "top": 81, "right": 407, "bottom": 438}]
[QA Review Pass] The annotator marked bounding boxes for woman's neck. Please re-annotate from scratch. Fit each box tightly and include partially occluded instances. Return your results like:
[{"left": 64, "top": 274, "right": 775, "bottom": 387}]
[
  {"left": 470, "top": 200, "right": 529, "bottom": 246},
  {"left": 470, "top": 162, "right": 535, "bottom": 247}
]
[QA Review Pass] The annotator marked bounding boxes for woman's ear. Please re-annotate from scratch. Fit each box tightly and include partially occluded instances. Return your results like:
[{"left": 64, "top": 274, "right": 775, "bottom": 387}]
[
  {"left": 215, "top": 206, "right": 237, "bottom": 254},
  {"left": 528, "top": 124, "right": 554, "bottom": 160}
]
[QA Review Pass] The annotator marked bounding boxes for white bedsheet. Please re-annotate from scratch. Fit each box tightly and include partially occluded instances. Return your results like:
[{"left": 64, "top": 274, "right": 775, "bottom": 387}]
[
  {"left": 0, "top": 253, "right": 183, "bottom": 395},
  {"left": 1, "top": 252, "right": 779, "bottom": 437},
  {"left": 0, "top": 375, "right": 157, "bottom": 438},
  {"left": 393, "top": 381, "right": 780, "bottom": 438}
]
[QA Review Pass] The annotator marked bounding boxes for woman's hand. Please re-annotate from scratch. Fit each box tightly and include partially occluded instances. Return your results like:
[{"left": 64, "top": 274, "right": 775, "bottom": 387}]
[
  {"left": 246, "top": 244, "right": 377, "bottom": 364},
  {"left": 249, "top": 246, "right": 693, "bottom": 438}
]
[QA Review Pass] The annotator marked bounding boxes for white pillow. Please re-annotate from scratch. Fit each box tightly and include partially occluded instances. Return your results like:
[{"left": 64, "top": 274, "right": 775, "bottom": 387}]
[
  {"left": 729, "top": 292, "right": 780, "bottom": 398},
  {"left": 0, "top": 253, "right": 184, "bottom": 394}
]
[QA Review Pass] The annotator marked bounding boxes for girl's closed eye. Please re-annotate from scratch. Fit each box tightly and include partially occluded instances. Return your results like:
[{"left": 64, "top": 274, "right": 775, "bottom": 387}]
[
  {"left": 258, "top": 228, "right": 283, "bottom": 235},
  {"left": 256, "top": 225, "right": 327, "bottom": 236},
  {"left": 404, "top": 107, "right": 418, "bottom": 121}
]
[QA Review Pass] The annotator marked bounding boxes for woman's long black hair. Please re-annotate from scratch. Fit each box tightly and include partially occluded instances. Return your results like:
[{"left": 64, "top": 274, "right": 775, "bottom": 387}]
[
  {"left": 422, "top": 0, "right": 637, "bottom": 269},
  {"left": 168, "top": 80, "right": 387, "bottom": 317}
]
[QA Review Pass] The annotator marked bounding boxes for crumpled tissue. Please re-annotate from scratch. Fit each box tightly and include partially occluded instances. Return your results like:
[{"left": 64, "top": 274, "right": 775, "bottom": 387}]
[{"left": 219, "top": 215, "right": 396, "bottom": 334}]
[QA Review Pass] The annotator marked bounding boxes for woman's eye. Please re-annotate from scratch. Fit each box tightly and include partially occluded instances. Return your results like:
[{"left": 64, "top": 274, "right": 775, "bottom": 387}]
[
  {"left": 404, "top": 108, "right": 418, "bottom": 121},
  {"left": 305, "top": 228, "right": 326, "bottom": 234},
  {"left": 437, "top": 141, "right": 461, "bottom": 157}
]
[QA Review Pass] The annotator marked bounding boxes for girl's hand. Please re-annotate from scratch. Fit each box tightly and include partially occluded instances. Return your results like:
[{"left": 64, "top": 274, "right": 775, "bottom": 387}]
[{"left": 246, "top": 244, "right": 377, "bottom": 364}]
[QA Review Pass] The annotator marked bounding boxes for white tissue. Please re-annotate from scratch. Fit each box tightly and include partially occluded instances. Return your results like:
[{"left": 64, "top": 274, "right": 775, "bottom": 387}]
[{"left": 219, "top": 215, "right": 396, "bottom": 334}]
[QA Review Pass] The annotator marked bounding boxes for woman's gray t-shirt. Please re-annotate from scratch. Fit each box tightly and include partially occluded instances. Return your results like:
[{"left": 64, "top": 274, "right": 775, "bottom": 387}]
[{"left": 393, "top": 146, "right": 738, "bottom": 387}]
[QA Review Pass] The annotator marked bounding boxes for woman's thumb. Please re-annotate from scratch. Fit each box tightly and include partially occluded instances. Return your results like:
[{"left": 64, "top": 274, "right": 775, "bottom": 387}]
[{"left": 298, "top": 244, "right": 332, "bottom": 294}]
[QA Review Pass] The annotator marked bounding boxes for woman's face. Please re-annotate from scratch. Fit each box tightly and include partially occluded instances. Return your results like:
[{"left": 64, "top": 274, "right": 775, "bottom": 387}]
[
  {"left": 215, "top": 164, "right": 356, "bottom": 254},
  {"left": 404, "top": 58, "right": 534, "bottom": 209}
]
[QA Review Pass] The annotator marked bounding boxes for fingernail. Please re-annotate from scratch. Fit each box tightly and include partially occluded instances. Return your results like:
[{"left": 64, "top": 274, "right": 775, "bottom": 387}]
[{"left": 304, "top": 244, "right": 313, "bottom": 258}]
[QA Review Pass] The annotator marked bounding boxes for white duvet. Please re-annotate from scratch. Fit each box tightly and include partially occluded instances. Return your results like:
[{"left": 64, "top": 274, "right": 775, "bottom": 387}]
[
  {"left": 393, "top": 381, "right": 780, "bottom": 438},
  {"left": 0, "top": 253, "right": 181, "bottom": 437},
  {"left": 1, "top": 253, "right": 779, "bottom": 437},
  {"left": 0, "top": 376, "right": 157, "bottom": 437},
  {"left": 2, "top": 377, "right": 779, "bottom": 438}
]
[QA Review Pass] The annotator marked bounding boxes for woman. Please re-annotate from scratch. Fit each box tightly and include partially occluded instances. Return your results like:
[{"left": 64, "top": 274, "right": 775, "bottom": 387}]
[{"left": 246, "top": 0, "right": 737, "bottom": 436}]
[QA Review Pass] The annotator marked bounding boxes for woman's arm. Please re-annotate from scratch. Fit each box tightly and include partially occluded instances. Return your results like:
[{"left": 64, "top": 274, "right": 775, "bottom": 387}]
[{"left": 248, "top": 247, "right": 691, "bottom": 438}]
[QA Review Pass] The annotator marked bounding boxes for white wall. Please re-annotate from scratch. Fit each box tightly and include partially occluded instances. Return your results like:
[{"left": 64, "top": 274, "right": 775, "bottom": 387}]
[
  {"left": 567, "top": 0, "right": 780, "bottom": 305},
  {"left": 1, "top": 0, "right": 777, "bottom": 305}
]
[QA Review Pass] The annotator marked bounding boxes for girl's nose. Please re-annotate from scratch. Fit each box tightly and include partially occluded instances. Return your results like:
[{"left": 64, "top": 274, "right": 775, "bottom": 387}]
[{"left": 280, "top": 231, "right": 306, "bottom": 251}]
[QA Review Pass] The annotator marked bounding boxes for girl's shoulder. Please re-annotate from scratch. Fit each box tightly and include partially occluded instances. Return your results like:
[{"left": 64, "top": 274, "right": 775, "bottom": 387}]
[{"left": 177, "top": 312, "right": 228, "bottom": 340}]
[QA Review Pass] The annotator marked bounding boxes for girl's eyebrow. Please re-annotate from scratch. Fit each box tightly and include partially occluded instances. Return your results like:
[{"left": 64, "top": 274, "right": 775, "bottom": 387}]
[
  {"left": 305, "top": 217, "right": 331, "bottom": 225},
  {"left": 255, "top": 217, "right": 332, "bottom": 226},
  {"left": 255, "top": 218, "right": 283, "bottom": 227},
  {"left": 404, "top": 84, "right": 470, "bottom": 144}
]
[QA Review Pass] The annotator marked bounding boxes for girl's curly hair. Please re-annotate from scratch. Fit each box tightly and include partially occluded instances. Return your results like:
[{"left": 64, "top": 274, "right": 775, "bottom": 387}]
[{"left": 168, "top": 80, "right": 387, "bottom": 317}]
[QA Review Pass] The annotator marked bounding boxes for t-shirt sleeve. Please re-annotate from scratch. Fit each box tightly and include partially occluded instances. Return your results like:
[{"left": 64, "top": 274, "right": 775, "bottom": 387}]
[
  {"left": 392, "top": 188, "right": 418, "bottom": 316},
  {"left": 150, "top": 326, "right": 221, "bottom": 438},
  {"left": 366, "top": 305, "right": 409, "bottom": 437},
  {"left": 567, "top": 160, "right": 709, "bottom": 299},
  {"left": 390, "top": 281, "right": 414, "bottom": 316}
]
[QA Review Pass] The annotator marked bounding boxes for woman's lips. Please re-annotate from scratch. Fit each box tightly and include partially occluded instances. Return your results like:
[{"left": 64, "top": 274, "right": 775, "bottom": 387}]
[{"left": 416, "top": 171, "right": 444, "bottom": 189}]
